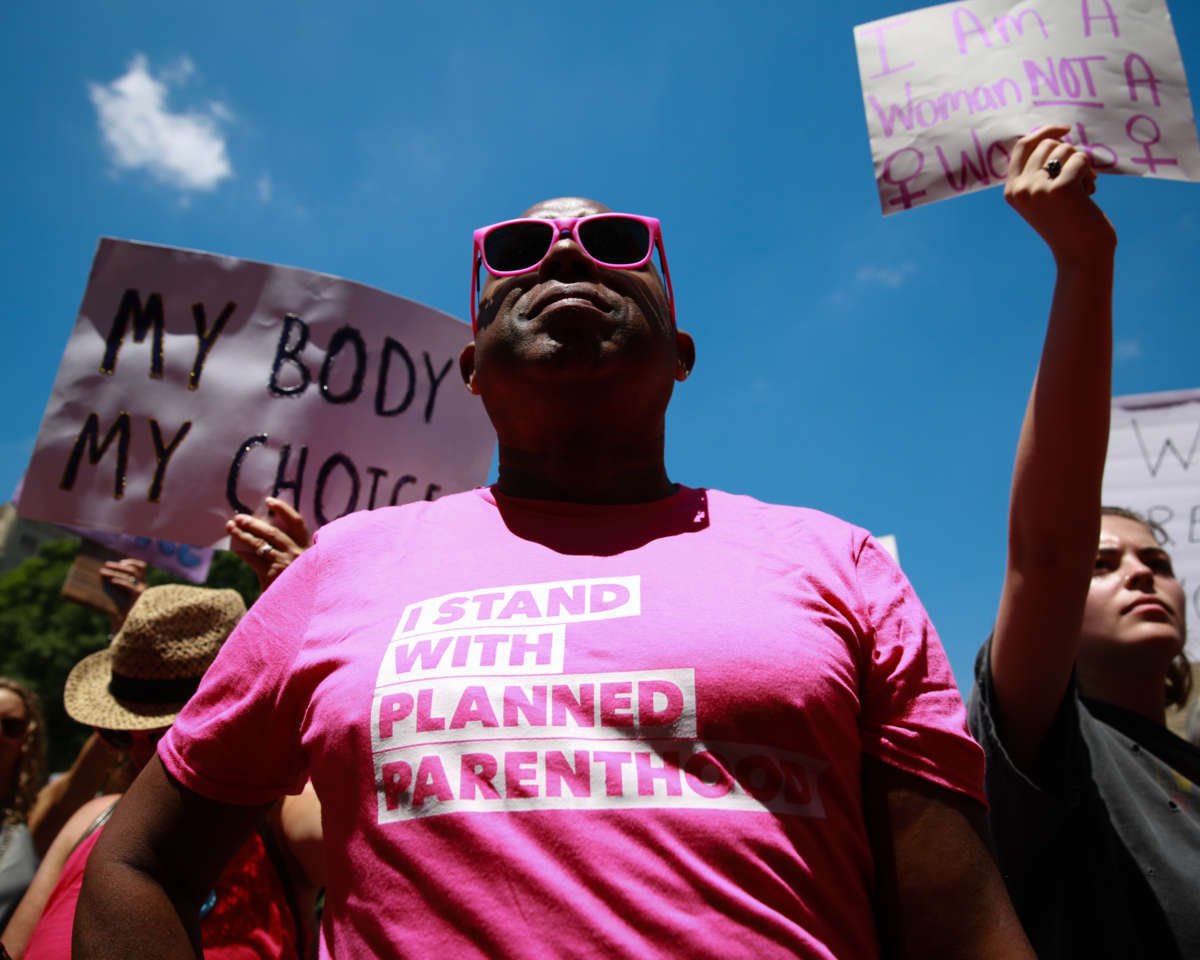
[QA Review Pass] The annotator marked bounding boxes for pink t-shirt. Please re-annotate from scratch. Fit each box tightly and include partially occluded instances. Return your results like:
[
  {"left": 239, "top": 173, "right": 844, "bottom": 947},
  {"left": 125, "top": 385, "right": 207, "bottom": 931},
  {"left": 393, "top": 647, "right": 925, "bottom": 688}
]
[{"left": 162, "top": 486, "right": 983, "bottom": 959}]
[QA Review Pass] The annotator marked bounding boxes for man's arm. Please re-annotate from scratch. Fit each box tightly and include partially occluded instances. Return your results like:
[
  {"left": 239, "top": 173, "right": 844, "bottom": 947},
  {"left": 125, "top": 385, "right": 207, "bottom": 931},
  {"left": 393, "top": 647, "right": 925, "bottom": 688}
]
[
  {"left": 990, "top": 126, "right": 1116, "bottom": 770},
  {"left": 73, "top": 757, "right": 272, "bottom": 959},
  {"left": 862, "top": 757, "right": 1033, "bottom": 958}
]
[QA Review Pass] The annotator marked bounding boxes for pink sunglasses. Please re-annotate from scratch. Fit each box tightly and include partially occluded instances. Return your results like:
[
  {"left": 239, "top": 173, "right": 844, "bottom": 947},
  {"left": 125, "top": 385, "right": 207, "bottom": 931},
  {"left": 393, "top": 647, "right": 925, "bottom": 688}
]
[{"left": 470, "top": 213, "right": 675, "bottom": 332}]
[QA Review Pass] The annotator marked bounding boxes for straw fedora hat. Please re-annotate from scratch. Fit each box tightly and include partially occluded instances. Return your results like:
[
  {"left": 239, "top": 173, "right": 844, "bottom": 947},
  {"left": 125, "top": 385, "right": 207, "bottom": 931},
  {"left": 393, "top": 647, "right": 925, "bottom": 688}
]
[{"left": 63, "top": 584, "right": 245, "bottom": 730}]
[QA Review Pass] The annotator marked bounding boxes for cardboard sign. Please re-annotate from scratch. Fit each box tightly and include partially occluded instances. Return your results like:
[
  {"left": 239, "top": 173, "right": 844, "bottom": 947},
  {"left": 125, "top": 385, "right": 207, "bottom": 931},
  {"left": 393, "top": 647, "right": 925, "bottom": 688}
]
[
  {"left": 60, "top": 539, "right": 127, "bottom": 620},
  {"left": 854, "top": 0, "right": 1200, "bottom": 214},
  {"left": 1102, "top": 388, "right": 1200, "bottom": 655},
  {"left": 19, "top": 239, "right": 494, "bottom": 548}
]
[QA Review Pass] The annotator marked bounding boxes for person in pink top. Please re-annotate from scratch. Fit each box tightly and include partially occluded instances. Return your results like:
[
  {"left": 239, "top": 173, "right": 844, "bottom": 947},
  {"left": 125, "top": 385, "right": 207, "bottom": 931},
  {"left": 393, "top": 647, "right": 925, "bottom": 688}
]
[{"left": 73, "top": 192, "right": 1049, "bottom": 959}]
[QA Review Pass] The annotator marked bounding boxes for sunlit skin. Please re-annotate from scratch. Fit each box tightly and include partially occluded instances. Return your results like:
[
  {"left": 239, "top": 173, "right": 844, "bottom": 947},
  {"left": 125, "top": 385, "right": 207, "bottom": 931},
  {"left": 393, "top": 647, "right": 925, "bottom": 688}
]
[
  {"left": 1076, "top": 514, "right": 1186, "bottom": 722},
  {"left": 0, "top": 688, "right": 29, "bottom": 803},
  {"left": 460, "top": 197, "right": 695, "bottom": 504}
]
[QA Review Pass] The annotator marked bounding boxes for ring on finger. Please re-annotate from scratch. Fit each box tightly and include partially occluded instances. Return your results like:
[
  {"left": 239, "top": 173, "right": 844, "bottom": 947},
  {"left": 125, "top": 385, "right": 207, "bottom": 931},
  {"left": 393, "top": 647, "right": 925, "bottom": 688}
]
[
  {"left": 1044, "top": 158, "right": 1063, "bottom": 179},
  {"left": 257, "top": 542, "right": 273, "bottom": 558}
]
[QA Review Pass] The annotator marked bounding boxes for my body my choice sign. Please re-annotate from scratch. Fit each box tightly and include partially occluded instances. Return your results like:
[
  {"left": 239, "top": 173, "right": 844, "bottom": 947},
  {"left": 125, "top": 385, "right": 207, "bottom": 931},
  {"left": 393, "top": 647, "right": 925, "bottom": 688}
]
[{"left": 19, "top": 239, "right": 494, "bottom": 548}]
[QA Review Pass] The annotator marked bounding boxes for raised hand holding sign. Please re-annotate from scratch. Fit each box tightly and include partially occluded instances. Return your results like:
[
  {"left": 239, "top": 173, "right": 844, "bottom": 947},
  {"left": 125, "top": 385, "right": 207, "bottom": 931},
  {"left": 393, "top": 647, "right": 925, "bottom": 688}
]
[{"left": 855, "top": 0, "right": 1200, "bottom": 214}]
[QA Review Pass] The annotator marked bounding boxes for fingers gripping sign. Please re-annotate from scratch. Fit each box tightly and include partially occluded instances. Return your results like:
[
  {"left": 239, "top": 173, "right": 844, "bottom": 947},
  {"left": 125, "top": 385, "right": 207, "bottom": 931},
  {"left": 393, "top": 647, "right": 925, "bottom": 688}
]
[
  {"left": 100, "top": 557, "right": 148, "bottom": 596},
  {"left": 99, "top": 557, "right": 149, "bottom": 630},
  {"left": 1005, "top": 124, "right": 1116, "bottom": 266},
  {"left": 226, "top": 496, "right": 312, "bottom": 590}
]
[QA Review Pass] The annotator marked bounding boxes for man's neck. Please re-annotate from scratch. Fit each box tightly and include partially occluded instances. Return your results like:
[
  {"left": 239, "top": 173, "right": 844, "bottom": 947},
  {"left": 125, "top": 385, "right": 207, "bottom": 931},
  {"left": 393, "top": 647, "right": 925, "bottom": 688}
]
[{"left": 494, "top": 443, "right": 675, "bottom": 504}]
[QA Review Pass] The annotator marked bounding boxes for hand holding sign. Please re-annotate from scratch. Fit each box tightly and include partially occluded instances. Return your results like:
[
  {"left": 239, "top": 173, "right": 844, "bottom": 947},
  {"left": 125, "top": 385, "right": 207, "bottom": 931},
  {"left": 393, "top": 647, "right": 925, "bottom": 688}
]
[
  {"left": 226, "top": 496, "right": 311, "bottom": 590},
  {"left": 98, "top": 557, "right": 148, "bottom": 629},
  {"left": 1004, "top": 124, "right": 1115, "bottom": 263},
  {"left": 855, "top": 0, "right": 1200, "bottom": 214}
]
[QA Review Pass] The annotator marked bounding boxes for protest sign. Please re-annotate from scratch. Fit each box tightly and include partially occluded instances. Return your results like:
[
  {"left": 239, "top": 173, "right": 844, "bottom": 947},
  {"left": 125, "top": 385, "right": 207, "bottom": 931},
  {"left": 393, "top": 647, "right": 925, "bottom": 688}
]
[
  {"left": 1102, "top": 388, "right": 1200, "bottom": 655},
  {"left": 854, "top": 0, "right": 1200, "bottom": 214},
  {"left": 877, "top": 534, "right": 900, "bottom": 565},
  {"left": 12, "top": 473, "right": 211, "bottom": 581},
  {"left": 64, "top": 526, "right": 213, "bottom": 583},
  {"left": 19, "top": 239, "right": 494, "bottom": 549}
]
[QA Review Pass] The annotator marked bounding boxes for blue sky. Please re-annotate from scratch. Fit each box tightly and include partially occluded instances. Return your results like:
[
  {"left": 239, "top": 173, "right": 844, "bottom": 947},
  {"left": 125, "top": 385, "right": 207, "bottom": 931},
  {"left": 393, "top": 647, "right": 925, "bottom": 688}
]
[{"left": 3, "top": 1, "right": 1199, "bottom": 693}]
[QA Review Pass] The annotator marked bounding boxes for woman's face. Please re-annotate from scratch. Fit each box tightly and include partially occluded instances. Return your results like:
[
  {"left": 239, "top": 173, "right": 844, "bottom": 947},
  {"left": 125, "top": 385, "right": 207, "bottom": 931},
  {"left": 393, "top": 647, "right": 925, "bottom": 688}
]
[
  {"left": 0, "top": 688, "right": 29, "bottom": 800},
  {"left": 1080, "top": 515, "right": 1186, "bottom": 662}
]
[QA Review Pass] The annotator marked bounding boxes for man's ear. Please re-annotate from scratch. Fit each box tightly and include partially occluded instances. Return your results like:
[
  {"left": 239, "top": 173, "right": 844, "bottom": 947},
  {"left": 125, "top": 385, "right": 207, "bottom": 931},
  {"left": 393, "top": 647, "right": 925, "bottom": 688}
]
[
  {"left": 674, "top": 330, "right": 696, "bottom": 381},
  {"left": 459, "top": 343, "right": 480, "bottom": 394}
]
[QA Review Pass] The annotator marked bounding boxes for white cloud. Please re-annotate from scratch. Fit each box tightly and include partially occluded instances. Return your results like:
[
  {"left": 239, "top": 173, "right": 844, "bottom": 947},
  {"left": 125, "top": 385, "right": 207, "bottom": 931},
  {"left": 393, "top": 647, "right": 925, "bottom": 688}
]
[
  {"left": 208, "top": 101, "right": 235, "bottom": 124},
  {"left": 158, "top": 56, "right": 195, "bottom": 85},
  {"left": 88, "top": 54, "right": 233, "bottom": 192},
  {"left": 855, "top": 262, "right": 917, "bottom": 288},
  {"left": 256, "top": 173, "right": 273, "bottom": 204}
]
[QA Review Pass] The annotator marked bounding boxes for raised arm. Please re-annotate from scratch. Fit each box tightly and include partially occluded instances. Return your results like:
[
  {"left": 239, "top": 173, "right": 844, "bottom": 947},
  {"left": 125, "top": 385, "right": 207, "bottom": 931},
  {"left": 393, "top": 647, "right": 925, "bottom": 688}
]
[
  {"left": 72, "top": 757, "right": 271, "bottom": 959},
  {"left": 990, "top": 125, "right": 1117, "bottom": 770}
]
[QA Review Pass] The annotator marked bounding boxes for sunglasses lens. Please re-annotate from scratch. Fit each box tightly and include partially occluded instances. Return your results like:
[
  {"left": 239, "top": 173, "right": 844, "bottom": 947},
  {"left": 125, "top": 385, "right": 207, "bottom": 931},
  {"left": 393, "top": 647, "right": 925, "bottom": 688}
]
[
  {"left": 1, "top": 716, "right": 28, "bottom": 738},
  {"left": 578, "top": 216, "right": 651, "bottom": 266},
  {"left": 483, "top": 221, "right": 555, "bottom": 273}
]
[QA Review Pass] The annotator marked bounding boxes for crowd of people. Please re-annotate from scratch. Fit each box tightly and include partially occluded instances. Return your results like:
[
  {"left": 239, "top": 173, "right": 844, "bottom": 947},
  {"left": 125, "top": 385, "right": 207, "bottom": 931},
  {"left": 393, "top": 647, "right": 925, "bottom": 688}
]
[{"left": 0, "top": 127, "right": 1196, "bottom": 958}]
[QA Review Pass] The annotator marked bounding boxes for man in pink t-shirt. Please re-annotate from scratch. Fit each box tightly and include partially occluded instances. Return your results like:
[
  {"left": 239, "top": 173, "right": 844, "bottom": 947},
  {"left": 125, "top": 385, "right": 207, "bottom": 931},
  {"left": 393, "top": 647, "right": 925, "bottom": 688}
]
[{"left": 74, "top": 197, "right": 1031, "bottom": 959}]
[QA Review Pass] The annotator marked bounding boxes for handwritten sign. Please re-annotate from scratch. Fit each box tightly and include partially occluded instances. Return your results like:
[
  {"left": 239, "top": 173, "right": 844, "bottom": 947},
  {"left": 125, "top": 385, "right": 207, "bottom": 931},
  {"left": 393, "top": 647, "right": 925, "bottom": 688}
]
[
  {"left": 854, "top": 0, "right": 1200, "bottom": 214},
  {"left": 1102, "top": 388, "right": 1200, "bottom": 656},
  {"left": 19, "top": 239, "right": 494, "bottom": 548}
]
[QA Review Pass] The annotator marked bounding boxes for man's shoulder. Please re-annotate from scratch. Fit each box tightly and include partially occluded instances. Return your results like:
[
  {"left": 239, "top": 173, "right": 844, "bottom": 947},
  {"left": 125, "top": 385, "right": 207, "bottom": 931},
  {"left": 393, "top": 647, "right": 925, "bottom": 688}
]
[{"left": 702, "top": 487, "right": 871, "bottom": 547}]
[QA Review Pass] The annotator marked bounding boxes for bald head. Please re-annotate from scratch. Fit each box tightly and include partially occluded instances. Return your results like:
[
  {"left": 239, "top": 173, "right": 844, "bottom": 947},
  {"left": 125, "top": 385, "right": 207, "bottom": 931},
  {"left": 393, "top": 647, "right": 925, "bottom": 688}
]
[{"left": 521, "top": 196, "right": 611, "bottom": 219}]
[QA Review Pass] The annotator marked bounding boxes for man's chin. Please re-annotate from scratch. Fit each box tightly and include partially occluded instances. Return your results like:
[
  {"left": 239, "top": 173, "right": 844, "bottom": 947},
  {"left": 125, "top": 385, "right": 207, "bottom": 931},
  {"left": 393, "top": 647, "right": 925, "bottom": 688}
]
[
  {"left": 532, "top": 300, "right": 620, "bottom": 338},
  {"left": 515, "top": 335, "right": 630, "bottom": 380}
]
